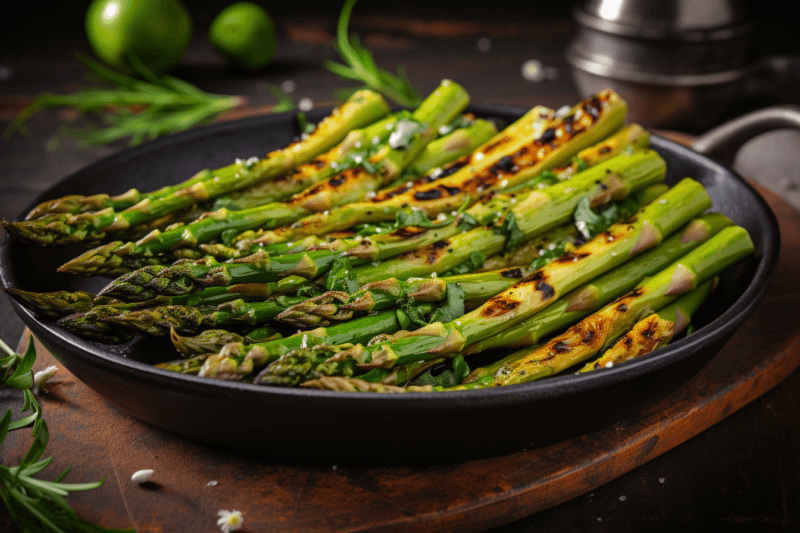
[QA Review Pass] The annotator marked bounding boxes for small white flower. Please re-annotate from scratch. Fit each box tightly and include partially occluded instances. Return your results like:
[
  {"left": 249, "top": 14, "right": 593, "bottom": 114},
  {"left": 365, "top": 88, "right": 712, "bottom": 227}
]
[
  {"left": 33, "top": 365, "right": 58, "bottom": 392},
  {"left": 217, "top": 510, "right": 244, "bottom": 533},
  {"left": 131, "top": 469, "right": 154, "bottom": 484}
]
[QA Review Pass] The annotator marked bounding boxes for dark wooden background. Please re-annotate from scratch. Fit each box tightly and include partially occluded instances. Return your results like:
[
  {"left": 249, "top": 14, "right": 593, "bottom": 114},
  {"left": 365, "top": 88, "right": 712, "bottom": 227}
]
[{"left": 2, "top": 1, "right": 800, "bottom": 531}]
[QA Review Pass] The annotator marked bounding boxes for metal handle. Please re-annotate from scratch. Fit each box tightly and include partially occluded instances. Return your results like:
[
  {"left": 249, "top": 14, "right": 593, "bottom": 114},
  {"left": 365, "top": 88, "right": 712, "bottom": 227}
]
[{"left": 692, "top": 105, "right": 800, "bottom": 164}]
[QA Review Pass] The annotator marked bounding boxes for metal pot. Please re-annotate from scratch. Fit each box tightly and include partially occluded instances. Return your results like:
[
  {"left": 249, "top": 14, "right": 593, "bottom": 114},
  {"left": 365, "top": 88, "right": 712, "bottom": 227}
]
[{"left": 566, "top": 0, "right": 797, "bottom": 130}]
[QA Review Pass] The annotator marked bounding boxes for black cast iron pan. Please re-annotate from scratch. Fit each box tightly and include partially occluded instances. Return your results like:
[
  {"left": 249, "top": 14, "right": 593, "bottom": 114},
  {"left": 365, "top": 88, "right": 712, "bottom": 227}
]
[{"left": 0, "top": 104, "right": 783, "bottom": 465}]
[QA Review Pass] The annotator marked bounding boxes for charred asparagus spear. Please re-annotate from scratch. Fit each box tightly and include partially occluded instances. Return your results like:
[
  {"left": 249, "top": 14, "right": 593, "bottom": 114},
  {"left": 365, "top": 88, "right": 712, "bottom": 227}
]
[
  {"left": 241, "top": 89, "right": 628, "bottom": 246},
  {"left": 464, "top": 213, "right": 732, "bottom": 353},
  {"left": 58, "top": 80, "right": 469, "bottom": 274},
  {"left": 276, "top": 183, "right": 668, "bottom": 327},
  {"left": 204, "top": 122, "right": 650, "bottom": 262},
  {"left": 347, "top": 149, "right": 666, "bottom": 285},
  {"left": 276, "top": 266, "right": 529, "bottom": 328},
  {"left": 256, "top": 178, "right": 712, "bottom": 384},
  {"left": 211, "top": 114, "right": 495, "bottom": 212},
  {"left": 101, "top": 295, "right": 307, "bottom": 337},
  {"left": 5, "top": 90, "right": 391, "bottom": 244},
  {"left": 577, "top": 279, "right": 714, "bottom": 373},
  {"left": 95, "top": 149, "right": 666, "bottom": 301},
  {"left": 461, "top": 228, "right": 751, "bottom": 388},
  {"left": 194, "top": 303, "right": 439, "bottom": 380}
]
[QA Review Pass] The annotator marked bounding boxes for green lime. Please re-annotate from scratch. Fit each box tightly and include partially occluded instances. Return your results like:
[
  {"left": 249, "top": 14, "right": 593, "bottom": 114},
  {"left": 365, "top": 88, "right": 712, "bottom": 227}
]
[
  {"left": 209, "top": 2, "right": 277, "bottom": 70},
  {"left": 85, "top": 0, "right": 193, "bottom": 74}
]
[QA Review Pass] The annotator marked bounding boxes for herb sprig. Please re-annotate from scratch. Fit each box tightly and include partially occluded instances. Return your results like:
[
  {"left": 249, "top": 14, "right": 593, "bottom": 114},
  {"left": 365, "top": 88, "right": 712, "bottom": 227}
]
[
  {"left": 4, "top": 53, "right": 244, "bottom": 147},
  {"left": 325, "top": 0, "right": 422, "bottom": 106},
  {"left": 1, "top": 336, "right": 134, "bottom": 532}
]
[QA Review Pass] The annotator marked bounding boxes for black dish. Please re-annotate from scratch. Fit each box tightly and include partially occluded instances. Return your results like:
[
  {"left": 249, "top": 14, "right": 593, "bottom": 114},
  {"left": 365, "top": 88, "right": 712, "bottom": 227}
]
[{"left": 0, "top": 105, "right": 780, "bottom": 465}]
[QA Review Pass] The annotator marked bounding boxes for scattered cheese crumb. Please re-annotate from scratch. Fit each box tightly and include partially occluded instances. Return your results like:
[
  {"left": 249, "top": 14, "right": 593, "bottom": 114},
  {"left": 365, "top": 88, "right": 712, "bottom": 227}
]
[
  {"left": 605, "top": 361, "right": 614, "bottom": 368},
  {"left": 131, "top": 470, "right": 154, "bottom": 484},
  {"left": 619, "top": 495, "right": 627, "bottom": 501},
  {"left": 474, "top": 152, "right": 485, "bottom": 161},
  {"left": 281, "top": 80, "right": 296, "bottom": 94},
  {"left": 207, "top": 480, "right": 218, "bottom": 487},
  {"left": 332, "top": 465, "right": 338, "bottom": 470},
  {"left": 659, "top": 477, "right": 665, "bottom": 484}
]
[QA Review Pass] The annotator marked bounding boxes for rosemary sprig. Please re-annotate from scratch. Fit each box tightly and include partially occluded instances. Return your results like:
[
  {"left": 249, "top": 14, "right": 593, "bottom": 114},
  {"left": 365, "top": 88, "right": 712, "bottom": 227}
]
[
  {"left": 4, "top": 53, "right": 244, "bottom": 147},
  {"left": 324, "top": 0, "right": 422, "bottom": 106},
  {"left": 1, "top": 336, "right": 134, "bottom": 532}
]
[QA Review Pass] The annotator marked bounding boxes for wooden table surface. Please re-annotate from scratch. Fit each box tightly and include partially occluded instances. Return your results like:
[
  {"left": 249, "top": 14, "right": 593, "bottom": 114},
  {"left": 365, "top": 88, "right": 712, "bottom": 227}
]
[{"left": 2, "top": 3, "right": 800, "bottom": 532}]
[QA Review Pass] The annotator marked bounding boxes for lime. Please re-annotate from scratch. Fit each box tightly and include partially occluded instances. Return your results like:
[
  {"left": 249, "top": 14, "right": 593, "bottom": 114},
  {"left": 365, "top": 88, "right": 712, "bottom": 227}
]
[
  {"left": 209, "top": 2, "right": 277, "bottom": 70},
  {"left": 85, "top": 0, "right": 193, "bottom": 74}
]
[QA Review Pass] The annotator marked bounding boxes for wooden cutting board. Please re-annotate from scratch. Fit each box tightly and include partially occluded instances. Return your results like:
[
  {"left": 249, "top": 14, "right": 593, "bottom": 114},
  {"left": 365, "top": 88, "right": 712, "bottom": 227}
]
[{"left": 2, "top": 181, "right": 799, "bottom": 533}]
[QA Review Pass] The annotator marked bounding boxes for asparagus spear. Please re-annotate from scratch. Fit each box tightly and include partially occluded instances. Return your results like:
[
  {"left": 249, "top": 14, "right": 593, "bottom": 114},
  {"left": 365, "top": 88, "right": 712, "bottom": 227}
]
[
  {"left": 244, "top": 90, "right": 628, "bottom": 246},
  {"left": 195, "top": 303, "right": 438, "bottom": 380},
  {"left": 204, "top": 122, "right": 650, "bottom": 264},
  {"left": 347, "top": 149, "right": 666, "bottom": 285},
  {"left": 155, "top": 353, "right": 212, "bottom": 375},
  {"left": 464, "top": 213, "right": 732, "bottom": 353},
  {"left": 212, "top": 116, "right": 503, "bottom": 256},
  {"left": 577, "top": 279, "right": 714, "bottom": 373},
  {"left": 5, "top": 90, "right": 391, "bottom": 245},
  {"left": 4, "top": 276, "right": 309, "bottom": 319},
  {"left": 59, "top": 80, "right": 469, "bottom": 274},
  {"left": 275, "top": 183, "right": 668, "bottom": 327},
  {"left": 102, "top": 295, "right": 307, "bottom": 336},
  {"left": 464, "top": 228, "right": 751, "bottom": 388},
  {"left": 263, "top": 178, "right": 712, "bottom": 383},
  {"left": 68, "top": 116, "right": 495, "bottom": 274},
  {"left": 98, "top": 148, "right": 666, "bottom": 304},
  {"left": 211, "top": 115, "right": 494, "bottom": 212},
  {"left": 166, "top": 324, "right": 282, "bottom": 357},
  {"left": 276, "top": 266, "right": 528, "bottom": 327}
]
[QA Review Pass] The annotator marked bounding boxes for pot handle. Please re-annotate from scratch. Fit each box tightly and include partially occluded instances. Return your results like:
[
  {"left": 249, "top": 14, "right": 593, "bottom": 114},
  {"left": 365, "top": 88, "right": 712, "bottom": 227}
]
[{"left": 692, "top": 105, "right": 800, "bottom": 165}]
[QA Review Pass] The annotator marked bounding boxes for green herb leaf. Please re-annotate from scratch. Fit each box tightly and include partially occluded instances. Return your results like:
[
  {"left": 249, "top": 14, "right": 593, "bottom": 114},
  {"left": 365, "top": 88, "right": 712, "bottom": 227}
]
[
  {"left": 412, "top": 354, "right": 470, "bottom": 387},
  {"left": 442, "top": 250, "right": 486, "bottom": 276},
  {"left": 296, "top": 112, "right": 317, "bottom": 135},
  {"left": 267, "top": 85, "right": 297, "bottom": 113},
  {"left": 429, "top": 283, "right": 466, "bottom": 324},
  {"left": 326, "top": 257, "right": 360, "bottom": 293},
  {"left": 399, "top": 300, "right": 431, "bottom": 328},
  {"left": 5, "top": 337, "right": 36, "bottom": 390},
  {"left": 573, "top": 196, "right": 630, "bottom": 241},
  {"left": 4, "top": 53, "right": 243, "bottom": 147},
  {"left": 325, "top": 0, "right": 422, "bottom": 106},
  {"left": 493, "top": 211, "right": 524, "bottom": 250}
]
